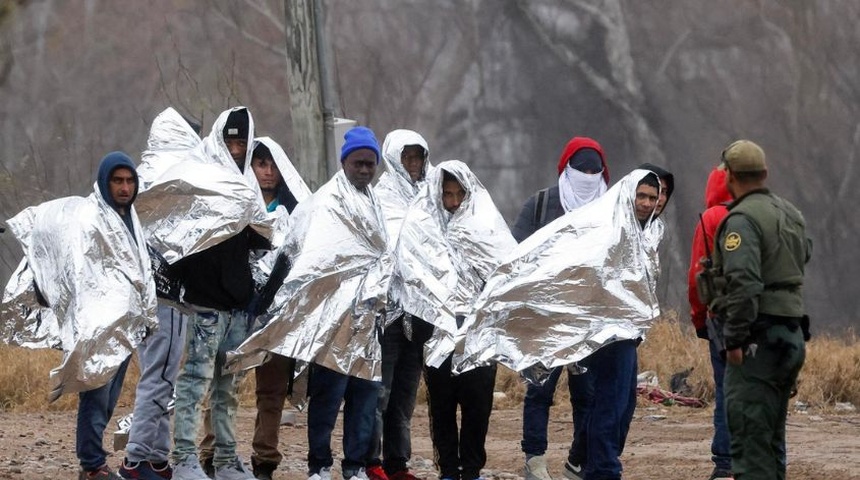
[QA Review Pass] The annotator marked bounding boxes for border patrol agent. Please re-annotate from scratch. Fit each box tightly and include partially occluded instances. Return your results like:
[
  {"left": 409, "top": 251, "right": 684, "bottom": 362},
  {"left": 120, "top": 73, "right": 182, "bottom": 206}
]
[{"left": 709, "top": 140, "right": 812, "bottom": 480}]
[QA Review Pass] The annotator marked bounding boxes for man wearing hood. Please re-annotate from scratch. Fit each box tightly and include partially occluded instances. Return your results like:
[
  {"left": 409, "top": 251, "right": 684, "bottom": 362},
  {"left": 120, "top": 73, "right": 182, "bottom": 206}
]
[
  {"left": 510, "top": 137, "right": 609, "bottom": 480},
  {"left": 637, "top": 163, "right": 675, "bottom": 219},
  {"left": 69, "top": 152, "right": 145, "bottom": 480},
  {"left": 392, "top": 161, "right": 516, "bottom": 480},
  {"left": 250, "top": 140, "right": 300, "bottom": 214},
  {"left": 169, "top": 108, "right": 268, "bottom": 480},
  {"left": 366, "top": 129, "right": 433, "bottom": 480},
  {"left": 247, "top": 137, "right": 309, "bottom": 480},
  {"left": 687, "top": 165, "right": 734, "bottom": 480}
]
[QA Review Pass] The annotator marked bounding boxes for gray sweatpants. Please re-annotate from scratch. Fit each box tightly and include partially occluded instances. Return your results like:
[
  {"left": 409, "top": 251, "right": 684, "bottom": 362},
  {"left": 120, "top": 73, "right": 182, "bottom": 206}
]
[{"left": 126, "top": 305, "right": 187, "bottom": 463}]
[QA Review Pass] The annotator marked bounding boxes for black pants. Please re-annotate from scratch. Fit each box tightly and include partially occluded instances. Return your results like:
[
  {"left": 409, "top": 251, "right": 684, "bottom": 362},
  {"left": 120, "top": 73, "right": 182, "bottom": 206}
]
[{"left": 424, "top": 356, "right": 496, "bottom": 480}]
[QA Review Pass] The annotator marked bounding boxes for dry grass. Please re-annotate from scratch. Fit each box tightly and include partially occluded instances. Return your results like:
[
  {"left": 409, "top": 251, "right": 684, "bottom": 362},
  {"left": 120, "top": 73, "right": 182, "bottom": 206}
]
[{"left": 1, "top": 314, "right": 858, "bottom": 412}]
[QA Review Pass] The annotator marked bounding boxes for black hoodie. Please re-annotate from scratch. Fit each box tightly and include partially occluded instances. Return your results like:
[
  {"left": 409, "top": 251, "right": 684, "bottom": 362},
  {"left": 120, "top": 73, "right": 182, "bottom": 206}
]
[{"left": 638, "top": 162, "right": 675, "bottom": 213}]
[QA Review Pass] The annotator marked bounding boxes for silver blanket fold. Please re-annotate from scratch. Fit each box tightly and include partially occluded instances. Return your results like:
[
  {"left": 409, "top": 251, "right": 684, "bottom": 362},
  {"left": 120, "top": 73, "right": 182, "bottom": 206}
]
[
  {"left": 2, "top": 191, "right": 156, "bottom": 400},
  {"left": 0, "top": 258, "right": 60, "bottom": 349},
  {"left": 456, "top": 169, "right": 663, "bottom": 378},
  {"left": 375, "top": 130, "right": 433, "bottom": 328},
  {"left": 227, "top": 170, "right": 390, "bottom": 380},
  {"left": 391, "top": 160, "right": 517, "bottom": 368},
  {"left": 249, "top": 137, "right": 312, "bottom": 311},
  {"left": 254, "top": 136, "right": 312, "bottom": 251},
  {"left": 376, "top": 129, "right": 432, "bottom": 247},
  {"left": 135, "top": 107, "right": 273, "bottom": 264}
]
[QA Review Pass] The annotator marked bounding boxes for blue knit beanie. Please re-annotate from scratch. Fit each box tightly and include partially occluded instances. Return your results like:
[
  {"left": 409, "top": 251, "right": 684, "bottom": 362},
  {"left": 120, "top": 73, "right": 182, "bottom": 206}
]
[{"left": 340, "top": 126, "right": 381, "bottom": 163}]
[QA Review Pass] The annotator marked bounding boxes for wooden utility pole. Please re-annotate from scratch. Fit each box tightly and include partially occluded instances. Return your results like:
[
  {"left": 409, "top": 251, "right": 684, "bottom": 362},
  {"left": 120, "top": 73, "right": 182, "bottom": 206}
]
[{"left": 283, "top": 0, "right": 332, "bottom": 190}]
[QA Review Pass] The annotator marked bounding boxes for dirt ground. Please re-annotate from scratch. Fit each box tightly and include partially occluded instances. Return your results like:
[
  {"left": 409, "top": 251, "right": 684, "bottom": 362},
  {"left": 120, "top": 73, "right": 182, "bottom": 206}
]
[{"left": 0, "top": 400, "right": 858, "bottom": 480}]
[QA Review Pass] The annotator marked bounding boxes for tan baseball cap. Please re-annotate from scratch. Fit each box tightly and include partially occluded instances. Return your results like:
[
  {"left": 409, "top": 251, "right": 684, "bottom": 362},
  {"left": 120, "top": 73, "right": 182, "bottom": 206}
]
[{"left": 721, "top": 140, "right": 767, "bottom": 172}]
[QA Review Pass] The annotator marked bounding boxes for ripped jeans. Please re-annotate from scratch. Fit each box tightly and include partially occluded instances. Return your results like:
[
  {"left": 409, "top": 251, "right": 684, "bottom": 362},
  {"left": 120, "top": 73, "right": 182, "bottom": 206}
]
[{"left": 171, "top": 309, "right": 250, "bottom": 468}]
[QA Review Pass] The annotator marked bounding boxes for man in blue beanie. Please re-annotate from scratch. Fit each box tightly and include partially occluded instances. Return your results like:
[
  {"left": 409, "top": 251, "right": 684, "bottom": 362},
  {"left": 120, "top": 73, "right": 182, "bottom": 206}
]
[
  {"left": 302, "top": 125, "right": 386, "bottom": 480},
  {"left": 340, "top": 126, "right": 381, "bottom": 193}
]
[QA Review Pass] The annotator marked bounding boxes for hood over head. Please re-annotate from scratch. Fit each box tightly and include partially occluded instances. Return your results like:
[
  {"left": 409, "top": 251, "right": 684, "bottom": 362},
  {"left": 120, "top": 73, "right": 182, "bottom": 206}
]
[
  {"left": 556, "top": 136, "right": 610, "bottom": 185},
  {"left": 381, "top": 129, "right": 430, "bottom": 184},
  {"left": 253, "top": 136, "right": 313, "bottom": 204},
  {"left": 97, "top": 151, "right": 139, "bottom": 210},
  {"left": 209, "top": 106, "right": 256, "bottom": 175},
  {"left": 637, "top": 162, "right": 675, "bottom": 206},
  {"left": 704, "top": 165, "right": 732, "bottom": 208}
]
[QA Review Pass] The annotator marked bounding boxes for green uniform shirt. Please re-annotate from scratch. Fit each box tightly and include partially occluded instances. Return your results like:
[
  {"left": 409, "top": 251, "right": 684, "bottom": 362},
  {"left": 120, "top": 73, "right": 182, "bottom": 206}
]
[{"left": 712, "top": 189, "right": 811, "bottom": 349}]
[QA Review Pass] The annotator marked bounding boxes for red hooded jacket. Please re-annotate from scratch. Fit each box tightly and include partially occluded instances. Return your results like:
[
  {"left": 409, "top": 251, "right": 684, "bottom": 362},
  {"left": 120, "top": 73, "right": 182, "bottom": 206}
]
[
  {"left": 556, "top": 136, "right": 610, "bottom": 185},
  {"left": 687, "top": 166, "right": 733, "bottom": 334}
]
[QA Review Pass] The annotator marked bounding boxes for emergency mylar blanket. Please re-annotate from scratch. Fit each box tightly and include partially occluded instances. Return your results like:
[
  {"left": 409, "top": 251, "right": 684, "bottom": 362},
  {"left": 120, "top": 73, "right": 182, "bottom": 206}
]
[
  {"left": 254, "top": 136, "right": 313, "bottom": 250},
  {"left": 455, "top": 169, "right": 663, "bottom": 379},
  {"left": 391, "top": 160, "right": 516, "bottom": 367},
  {"left": 227, "top": 170, "right": 390, "bottom": 380},
  {"left": 0, "top": 259, "right": 59, "bottom": 349},
  {"left": 135, "top": 107, "right": 272, "bottom": 264},
  {"left": 375, "top": 129, "right": 432, "bottom": 328},
  {"left": 1, "top": 191, "right": 156, "bottom": 400}
]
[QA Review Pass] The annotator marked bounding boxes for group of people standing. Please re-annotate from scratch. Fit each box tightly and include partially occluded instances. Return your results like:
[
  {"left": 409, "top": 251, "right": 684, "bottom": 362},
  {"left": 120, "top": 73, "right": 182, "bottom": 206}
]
[{"left": 1, "top": 102, "right": 810, "bottom": 480}]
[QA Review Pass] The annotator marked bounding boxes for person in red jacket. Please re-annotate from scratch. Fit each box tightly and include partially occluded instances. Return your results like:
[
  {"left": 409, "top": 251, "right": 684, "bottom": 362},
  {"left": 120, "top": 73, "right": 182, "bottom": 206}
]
[{"left": 687, "top": 165, "right": 733, "bottom": 480}]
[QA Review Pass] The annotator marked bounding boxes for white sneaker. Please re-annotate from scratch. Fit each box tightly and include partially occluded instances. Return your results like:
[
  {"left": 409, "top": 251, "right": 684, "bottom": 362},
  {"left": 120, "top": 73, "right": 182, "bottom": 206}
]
[
  {"left": 345, "top": 467, "right": 369, "bottom": 480},
  {"left": 562, "top": 461, "right": 584, "bottom": 480},
  {"left": 214, "top": 457, "right": 255, "bottom": 480},
  {"left": 525, "top": 455, "right": 554, "bottom": 480},
  {"left": 173, "top": 454, "right": 212, "bottom": 480},
  {"left": 308, "top": 467, "right": 333, "bottom": 480}
]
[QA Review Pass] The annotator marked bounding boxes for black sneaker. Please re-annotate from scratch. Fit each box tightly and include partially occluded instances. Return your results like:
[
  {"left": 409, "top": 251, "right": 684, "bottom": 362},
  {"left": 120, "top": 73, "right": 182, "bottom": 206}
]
[
  {"left": 708, "top": 469, "right": 733, "bottom": 480},
  {"left": 118, "top": 458, "right": 170, "bottom": 480},
  {"left": 562, "top": 461, "right": 584, "bottom": 480},
  {"left": 202, "top": 457, "right": 215, "bottom": 479},
  {"left": 251, "top": 458, "right": 277, "bottom": 480}
]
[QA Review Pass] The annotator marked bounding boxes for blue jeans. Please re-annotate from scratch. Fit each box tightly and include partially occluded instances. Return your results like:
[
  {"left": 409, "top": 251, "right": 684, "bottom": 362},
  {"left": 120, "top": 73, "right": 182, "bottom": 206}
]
[
  {"left": 522, "top": 362, "right": 593, "bottom": 467},
  {"left": 708, "top": 337, "right": 732, "bottom": 472},
  {"left": 307, "top": 364, "right": 380, "bottom": 477},
  {"left": 584, "top": 339, "right": 638, "bottom": 480},
  {"left": 367, "top": 317, "right": 424, "bottom": 473},
  {"left": 172, "top": 309, "right": 249, "bottom": 468},
  {"left": 77, "top": 356, "right": 131, "bottom": 471}
]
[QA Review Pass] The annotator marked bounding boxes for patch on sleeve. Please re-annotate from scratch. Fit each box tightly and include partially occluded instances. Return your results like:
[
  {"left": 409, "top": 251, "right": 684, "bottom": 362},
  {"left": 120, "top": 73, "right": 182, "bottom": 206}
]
[{"left": 724, "top": 232, "right": 742, "bottom": 251}]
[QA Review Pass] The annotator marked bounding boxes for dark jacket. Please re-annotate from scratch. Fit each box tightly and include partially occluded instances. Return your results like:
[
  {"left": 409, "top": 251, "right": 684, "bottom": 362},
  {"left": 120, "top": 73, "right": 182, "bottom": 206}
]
[
  {"left": 510, "top": 186, "right": 565, "bottom": 243},
  {"left": 277, "top": 183, "right": 299, "bottom": 213},
  {"left": 513, "top": 137, "right": 610, "bottom": 243},
  {"left": 172, "top": 227, "right": 269, "bottom": 311}
]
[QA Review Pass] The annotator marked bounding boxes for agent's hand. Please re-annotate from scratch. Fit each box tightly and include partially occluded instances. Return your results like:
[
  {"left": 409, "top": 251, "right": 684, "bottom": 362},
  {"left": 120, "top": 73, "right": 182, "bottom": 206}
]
[{"left": 726, "top": 347, "right": 743, "bottom": 366}]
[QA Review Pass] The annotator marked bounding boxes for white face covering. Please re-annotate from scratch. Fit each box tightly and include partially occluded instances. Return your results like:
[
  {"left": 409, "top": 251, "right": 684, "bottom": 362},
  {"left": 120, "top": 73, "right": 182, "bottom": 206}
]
[{"left": 558, "top": 165, "right": 607, "bottom": 212}]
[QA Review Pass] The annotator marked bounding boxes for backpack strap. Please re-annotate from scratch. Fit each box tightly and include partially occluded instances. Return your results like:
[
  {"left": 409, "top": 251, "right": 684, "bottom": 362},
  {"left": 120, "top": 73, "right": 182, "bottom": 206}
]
[{"left": 533, "top": 188, "right": 550, "bottom": 227}]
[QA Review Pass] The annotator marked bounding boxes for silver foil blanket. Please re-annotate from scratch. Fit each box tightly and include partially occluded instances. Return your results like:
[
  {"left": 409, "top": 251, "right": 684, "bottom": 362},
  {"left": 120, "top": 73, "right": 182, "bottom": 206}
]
[
  {"left": 228, "top": 171, "right": 390, "bottom": 380},
  {"left": 391, "top": 160, "right": 517, "bottom": 367},
  {"left": 456, "top": 169, "right": 663, "bottom": 381},
  {"left": 135, "top": 107, "right": 272, "bottom": 264},
  {"left": 375, "top": 129, "right": 432, "bottom": 328},
  {"left": 2, "top": 192, "right": 156, "bottom": 400},
  {"left": 0, "top": 258, "right": 60, "bottom": 349},
  {"left": 249, "top": 136, "right": 312, "bottom": 287}
]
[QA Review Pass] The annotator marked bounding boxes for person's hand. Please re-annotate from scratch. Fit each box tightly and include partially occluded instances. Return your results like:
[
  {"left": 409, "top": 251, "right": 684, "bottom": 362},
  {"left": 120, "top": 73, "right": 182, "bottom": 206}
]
[{"left": 726, "top": 347, "right": 743, "bottom": 366}]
